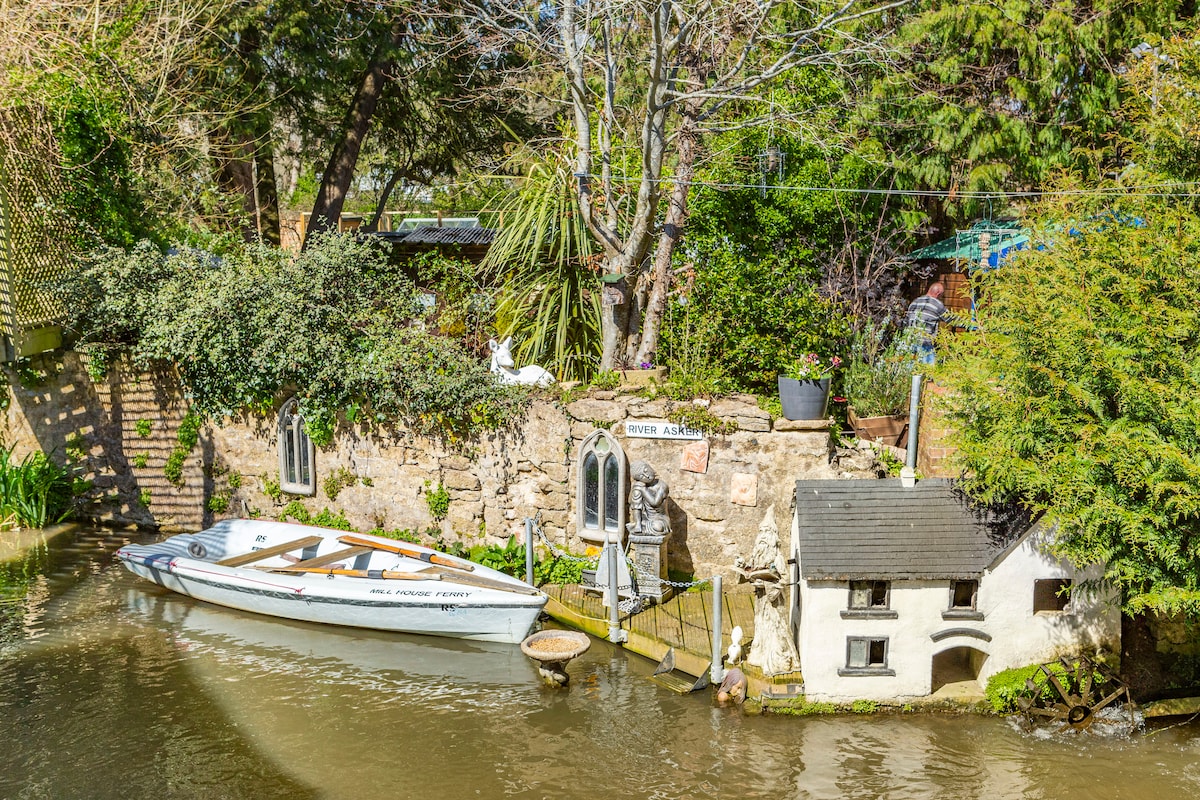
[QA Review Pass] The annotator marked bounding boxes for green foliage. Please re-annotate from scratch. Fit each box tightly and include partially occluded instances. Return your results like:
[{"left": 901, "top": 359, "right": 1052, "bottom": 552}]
[
  {"left": 139, "top": 489, "right": 152, "bottom": 508},
  {"left": 769, "top": 699, "right": 839, "bottom": 716},
  {"left": 535, "top": 554, "right": 586, "bottom": 587},
  {"left": 366, "top": 527, "right": 422, "bottom": 544},
  {"left": 260, "top": 473, "right": 283, "bottom": 504},
  {"left": 425, "top": 481, "right": 450, "bottom": 522},
  {"left": 206, "top": 491, "right": 231, "bottom": 514},
  {"left": 590, "top": 371, "right": 621, "bottom": 391},
  {"left": 661, "top": 122, "right": 863, "bottom": 393},
  {"left": 163, "top": 414, "right": 202, "bottom": 487},
  {"left": 840, "top": 322, "right": 920, "bottom": 417},
  {"left": 135, "top": 419, "right": 152, "bottom": 438},
  {"left": 465, "top": 536, "right": 528, "bottom": 578},
  {"left": 860, "top": 1, "right": 1180, "bottom": 221},
  {"left": 984, "top": 662, "right": 1072, "bottom": 713},
  {"left": 0, "top": 445, "right": 76, "bottom": 529},
  {"left": 849, "top": 700, "right": 879, "bottom": 714},
  {"left": 310, "top": 508, "right": 354, "bottom": 531},
  {"left": 278, "top": 500, "right": 310, "bottom": 524},
  {"left": 323, "top": 467, "right": 357, "bottom": 502},
  {"left": 227, "top": 471, "right": 242, "bottom": 490},
  {"left": 485, "top": 154, "right": 602, "bottom": 382},
  {"left": 938, "top": 191, "right": 1200, "bottom": 615},
  {"left": 132, "top": 453, "right": 149, "bottom": 469},
  {"left": 666, "top": 404, "right": 736, "bottom": 436},
  {"left": 58, "top": 235, "right": 528, "bottom": 443}
]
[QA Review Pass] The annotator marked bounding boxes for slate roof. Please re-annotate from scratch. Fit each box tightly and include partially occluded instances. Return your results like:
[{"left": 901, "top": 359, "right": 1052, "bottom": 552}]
[{"left": 794, "top": 478, "right": 1030, "bottom": 581}]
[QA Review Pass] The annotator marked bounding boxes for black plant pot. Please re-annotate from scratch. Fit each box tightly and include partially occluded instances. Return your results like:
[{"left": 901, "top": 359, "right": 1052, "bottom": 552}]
[{"left": 778, "top": 377, "right": 830, "bottom": 420}]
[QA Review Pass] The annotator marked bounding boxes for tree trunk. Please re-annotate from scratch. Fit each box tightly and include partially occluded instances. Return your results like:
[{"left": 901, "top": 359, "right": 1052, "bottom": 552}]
[
  {"left": 364, "top": 169, "right": 404, "bottom": 232},
  {"left": 304, "top": 45, "right": 393, "bottom": 246},
  {"left": 253, "top": 137, "right": 281, "bottom": 246},
  {"left": 635, "top": 109, "right": 701, "bottom": 366}
]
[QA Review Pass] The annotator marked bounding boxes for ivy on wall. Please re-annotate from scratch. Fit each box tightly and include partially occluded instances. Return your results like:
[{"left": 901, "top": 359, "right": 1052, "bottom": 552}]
[{"left": 57, "top": 233, "right": 529, "bottom": 444}]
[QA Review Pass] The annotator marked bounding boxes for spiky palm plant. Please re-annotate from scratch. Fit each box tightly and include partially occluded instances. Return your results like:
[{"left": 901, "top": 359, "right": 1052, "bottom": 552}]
[{"left": 484, "top": 154, "right": 602, "bottom": 382}]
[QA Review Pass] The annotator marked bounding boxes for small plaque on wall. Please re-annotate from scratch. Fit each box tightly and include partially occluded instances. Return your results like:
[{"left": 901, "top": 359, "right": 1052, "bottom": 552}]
[
  {"left": 730, "top": 472, "right": 758, "bottom": 506},
  {"left": 680, "top": 440, "right": 710, "bottom": 473}
]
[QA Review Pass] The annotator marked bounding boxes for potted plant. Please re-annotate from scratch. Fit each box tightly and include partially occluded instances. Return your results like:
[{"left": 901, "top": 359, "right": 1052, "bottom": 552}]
[
  {"left": 618, "top": 361, "right": 669, "bottom": 387},
  {"left": 840, "top": 324, "right": 918, "bottom": 445},
  {"left": 778, "top": 353, "right": 841, "bottom": 420}
]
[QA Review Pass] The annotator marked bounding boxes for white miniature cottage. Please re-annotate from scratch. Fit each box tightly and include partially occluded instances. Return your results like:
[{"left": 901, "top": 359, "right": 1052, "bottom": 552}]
[{"left": 789, "top": 478, "right": 1121, "bottom": 703}]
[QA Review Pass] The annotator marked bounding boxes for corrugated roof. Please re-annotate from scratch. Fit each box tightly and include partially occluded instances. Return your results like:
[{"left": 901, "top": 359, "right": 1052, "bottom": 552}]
[
  {"left": 794, "top": 478, "right": 1028, "bottom": 580},
  {"left": 904, "top": 219, "right": 1028, "bottom": 265},
  {"left": 398, "top": 226, "right": 497, "bottom": 245}
]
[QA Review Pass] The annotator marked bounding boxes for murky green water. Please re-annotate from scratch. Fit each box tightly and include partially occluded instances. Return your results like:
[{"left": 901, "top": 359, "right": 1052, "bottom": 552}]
[{"left": 2, "top": 527, "right": 1199, "bottom": 800}]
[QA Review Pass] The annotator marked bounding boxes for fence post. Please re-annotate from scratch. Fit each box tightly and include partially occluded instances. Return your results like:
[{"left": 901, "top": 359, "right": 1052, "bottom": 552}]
[
  {"left": 710, "top": 575, "right": 725, "bottom": 685},
  {"left": 905, "top": 373, "right": 923, "bottom": 469},
  {"left": 607, "top": 543, "right": 627, "bottom": 643}
]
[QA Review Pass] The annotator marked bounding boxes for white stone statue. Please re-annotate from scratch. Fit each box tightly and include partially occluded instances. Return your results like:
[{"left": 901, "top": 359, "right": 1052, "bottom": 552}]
[
  {"left": 488, "top": 337, "right": 554, "bottom": 386},
  {"left": 734, "top": 505, "right": 801, "bottom": 677}
]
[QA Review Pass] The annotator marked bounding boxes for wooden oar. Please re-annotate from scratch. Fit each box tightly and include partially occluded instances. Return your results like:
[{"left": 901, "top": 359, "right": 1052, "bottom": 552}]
[
  {"left": 426, "top": 566, "right": 542, "bottom": 596},
  {"left": 261, "top": 566, "right": 441, "bottom": 581},
  {"left": 338, "top": 534, "right": 475, "bottom": 572}
]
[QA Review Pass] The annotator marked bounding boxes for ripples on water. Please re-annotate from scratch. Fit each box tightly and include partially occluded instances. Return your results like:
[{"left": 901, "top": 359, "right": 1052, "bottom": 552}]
[{"left": 1, "top": 527, "right": 1199, "bottom": 799}]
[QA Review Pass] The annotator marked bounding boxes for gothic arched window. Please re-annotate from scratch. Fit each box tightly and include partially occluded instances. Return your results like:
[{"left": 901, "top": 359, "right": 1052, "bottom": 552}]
[
  {"left": 576, "top": 430, "right": 626, "bottom": 545},
  {"left": 278, "top": 398, "right": 316, "bottom": 495}
]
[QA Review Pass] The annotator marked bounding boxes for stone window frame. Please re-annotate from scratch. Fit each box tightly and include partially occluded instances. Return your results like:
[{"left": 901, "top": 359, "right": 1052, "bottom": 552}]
[
  {"left": 575, "top": 429, "right": 627, "bottom": 546},
  {"left": 278, "top": 397, "right": 316, "bottom": 496},
  {"left": 1033, "top": 577, "right": 1072, "bottom": 614},
  {"left": 841, "top": 579, "right": 897, "bottom": 619},
  {"left": 943, "top": 579, "right": 984, "bottom": 621},
  {"left": 838, "top": 636, "right": 895, "bottom": 677}
]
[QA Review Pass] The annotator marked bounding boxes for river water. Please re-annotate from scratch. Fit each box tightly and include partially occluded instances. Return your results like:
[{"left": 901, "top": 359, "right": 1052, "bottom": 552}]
[{"left": 1, "top": 527, "right": 1199, "bottom": 800}]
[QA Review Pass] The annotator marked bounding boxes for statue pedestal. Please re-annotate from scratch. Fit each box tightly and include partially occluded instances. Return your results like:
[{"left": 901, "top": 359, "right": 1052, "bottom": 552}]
[{"left": 629, "top": 533, "right": 669, "bottom": 603}]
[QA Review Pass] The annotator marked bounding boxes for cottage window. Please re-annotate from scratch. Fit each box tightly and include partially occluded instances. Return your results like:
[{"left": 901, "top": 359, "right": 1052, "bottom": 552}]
[
  {"left": 278, "top": 398, "right": 316, "bottom": 496},
  {"left": 576, "top": 430, "right": 627, "bottom": 545},
  {"left": 838, "top": 637, "right": 895, "bottom": 676},
  {"left": 950, "top": 580, "right": 978, "bottom": 610},
  {"left": 842, "top": 579, "right": 898, "bottom": 619},
  {"left": 1033, "top": 578, "right": 1071, "bottom": 613},
  {"left": 942, "top": 579, "right": 984, "bottom": 621},
  {"left": 849, "top": 580, "right": 889, "bottom": 609}
]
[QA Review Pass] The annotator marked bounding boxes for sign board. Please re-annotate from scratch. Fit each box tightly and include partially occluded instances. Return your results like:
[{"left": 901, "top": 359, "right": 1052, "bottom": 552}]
[{"left": 623, "top": 420, "right": 705, "bottom": 441}]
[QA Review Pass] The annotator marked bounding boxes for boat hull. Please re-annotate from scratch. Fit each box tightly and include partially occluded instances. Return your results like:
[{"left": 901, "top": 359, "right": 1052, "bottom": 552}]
[{"left": 116, "top": 520, "right": 547, "bottom": 644}]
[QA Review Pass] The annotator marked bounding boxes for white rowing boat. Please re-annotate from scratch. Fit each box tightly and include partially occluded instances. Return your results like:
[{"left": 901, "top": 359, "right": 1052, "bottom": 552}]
[{"left": 116, "top": 518, "right": 547, "bottom": 644}]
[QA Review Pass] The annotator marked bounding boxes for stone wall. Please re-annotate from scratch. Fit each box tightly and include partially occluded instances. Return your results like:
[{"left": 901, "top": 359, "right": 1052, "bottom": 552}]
[{"left": 1, "top": 353, "right": 881, "bottom": 580}]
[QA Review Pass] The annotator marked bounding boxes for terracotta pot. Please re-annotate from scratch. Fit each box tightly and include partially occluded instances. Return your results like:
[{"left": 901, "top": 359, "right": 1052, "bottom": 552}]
[{"left": 847, "top": 407, "right": 909, "bottom": 447}]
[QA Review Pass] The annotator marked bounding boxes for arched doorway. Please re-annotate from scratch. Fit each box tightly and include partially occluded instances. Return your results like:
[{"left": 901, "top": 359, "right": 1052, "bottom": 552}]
[{"left": 931, "top": 646, "right": 989, "bottom": 696}]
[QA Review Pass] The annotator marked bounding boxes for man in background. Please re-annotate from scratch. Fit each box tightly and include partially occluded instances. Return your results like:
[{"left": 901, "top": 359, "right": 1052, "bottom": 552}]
[{"left": 903, "top": 281, "right": 948, "bottom": 365}]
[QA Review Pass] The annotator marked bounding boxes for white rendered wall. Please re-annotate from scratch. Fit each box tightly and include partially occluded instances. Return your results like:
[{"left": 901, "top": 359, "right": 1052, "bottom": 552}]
[{"left": 794, "top": 525, "right": 1121, "bottom": 704}]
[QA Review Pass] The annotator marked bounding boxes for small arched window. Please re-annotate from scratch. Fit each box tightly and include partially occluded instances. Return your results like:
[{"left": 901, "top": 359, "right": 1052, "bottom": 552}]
[
  {"left": 278, "top": 397, "right": 316, "bottom": 496},
  {"left": 576, "top": 430, "right": 626, "bottom": 545}
]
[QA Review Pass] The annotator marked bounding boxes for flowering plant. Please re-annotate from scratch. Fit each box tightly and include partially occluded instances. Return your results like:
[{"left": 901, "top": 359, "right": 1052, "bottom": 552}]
[{"left": 785, "top": 353, "right": 841, "bottom": 381}]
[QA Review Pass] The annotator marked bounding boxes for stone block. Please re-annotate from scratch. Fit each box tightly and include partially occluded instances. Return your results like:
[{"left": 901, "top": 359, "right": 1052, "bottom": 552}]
[
  {"left": 441, "top": 470, "right": 481, "bottom": 492},
  {"left": 734, "top": 416, "right": 771, "bottom": 433},
  {"left": 440, "top": 455, "right": 473, "bottom": 471},
  {"left": 564, "top": 398, "right": 626, "bottom": 424},
  {"left": 772, "top": 418, "right": 832, "bottom": 432}
]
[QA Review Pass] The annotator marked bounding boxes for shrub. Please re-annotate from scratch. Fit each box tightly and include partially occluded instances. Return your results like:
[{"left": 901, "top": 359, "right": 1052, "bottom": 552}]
[
  {"left": 0, "top": 445, "right": 77, "bottom": 529},
  {"left": 425, "top": 481, "right": 450, "bottom": 521},
  {"left": 840, "top": 322, "right": 920, "bottom": 417}
]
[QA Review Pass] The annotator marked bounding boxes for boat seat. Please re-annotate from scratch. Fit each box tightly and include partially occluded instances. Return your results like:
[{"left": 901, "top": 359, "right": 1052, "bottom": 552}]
[
  {"left": 271, "top": 545, "right": 374, "bottom": 571},
  {"left": 216, "top": 536, "right": 324, "bottom": 567}
]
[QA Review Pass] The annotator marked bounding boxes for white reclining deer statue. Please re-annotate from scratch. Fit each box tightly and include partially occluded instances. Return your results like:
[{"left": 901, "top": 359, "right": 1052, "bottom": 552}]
[{"left": 488, "top": 337, "right": 554, "bottom": 387}]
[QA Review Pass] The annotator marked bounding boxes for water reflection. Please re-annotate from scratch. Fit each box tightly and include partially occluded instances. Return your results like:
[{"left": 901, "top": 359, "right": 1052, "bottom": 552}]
[{"left": 1, "top": 527, "right": 1200, "bottom": 799}]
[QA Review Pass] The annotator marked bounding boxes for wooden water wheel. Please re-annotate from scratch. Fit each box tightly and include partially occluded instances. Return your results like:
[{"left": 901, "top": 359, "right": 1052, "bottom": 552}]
[{"left": 1015, "top": 655, "right": 1136, "bottom": 732}]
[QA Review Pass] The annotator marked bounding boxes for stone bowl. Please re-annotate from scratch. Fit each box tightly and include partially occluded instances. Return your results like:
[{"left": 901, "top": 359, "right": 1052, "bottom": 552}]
[{"left": 520, "top": 630, "right": 591, "bottom": 686}]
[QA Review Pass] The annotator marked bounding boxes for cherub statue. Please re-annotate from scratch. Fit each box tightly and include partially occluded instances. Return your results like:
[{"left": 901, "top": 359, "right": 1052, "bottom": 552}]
[{"left": 626, "top": 460, "right": 670, "bottom": 538}]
